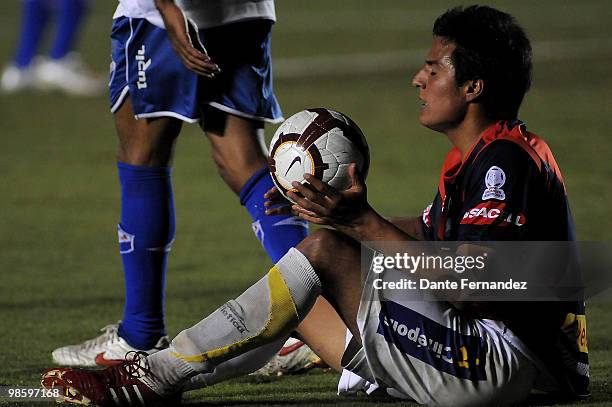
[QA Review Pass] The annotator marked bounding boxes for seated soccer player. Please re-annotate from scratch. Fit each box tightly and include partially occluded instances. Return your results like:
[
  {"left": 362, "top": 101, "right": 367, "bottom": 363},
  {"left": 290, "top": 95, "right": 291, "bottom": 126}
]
[{"left": 42, "top": 5, "right": 589, "bottom": 406}]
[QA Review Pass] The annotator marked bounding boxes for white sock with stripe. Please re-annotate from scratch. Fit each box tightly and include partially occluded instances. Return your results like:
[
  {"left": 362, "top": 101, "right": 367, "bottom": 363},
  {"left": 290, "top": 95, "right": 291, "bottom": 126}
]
[{"left": 144, "top": 248, "right": 321, "bottom": 393}]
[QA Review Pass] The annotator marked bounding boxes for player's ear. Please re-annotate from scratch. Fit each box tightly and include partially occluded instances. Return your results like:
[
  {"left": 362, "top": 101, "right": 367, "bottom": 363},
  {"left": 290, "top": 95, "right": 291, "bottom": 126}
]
[{"left": 464, "top": 78, "right": 484, "bottom": 102}]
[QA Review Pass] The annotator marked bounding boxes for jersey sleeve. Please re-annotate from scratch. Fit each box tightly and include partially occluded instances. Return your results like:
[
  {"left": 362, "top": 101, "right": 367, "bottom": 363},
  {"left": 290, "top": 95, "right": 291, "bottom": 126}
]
[{"left": 457, "top": 140, "right": 537, "bottom": 241}]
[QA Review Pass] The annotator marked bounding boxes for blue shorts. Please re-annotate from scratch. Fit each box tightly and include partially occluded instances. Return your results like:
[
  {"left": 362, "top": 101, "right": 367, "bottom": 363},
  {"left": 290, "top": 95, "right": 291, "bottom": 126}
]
[{"left": 109, "top": 17, "right": 283, "bottom": 124}]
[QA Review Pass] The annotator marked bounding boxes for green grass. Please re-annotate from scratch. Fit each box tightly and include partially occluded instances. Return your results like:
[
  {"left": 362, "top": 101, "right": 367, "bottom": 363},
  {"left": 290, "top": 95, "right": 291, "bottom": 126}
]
[{"left": 0, "top": 0, "right": 611, "bottom": 405}]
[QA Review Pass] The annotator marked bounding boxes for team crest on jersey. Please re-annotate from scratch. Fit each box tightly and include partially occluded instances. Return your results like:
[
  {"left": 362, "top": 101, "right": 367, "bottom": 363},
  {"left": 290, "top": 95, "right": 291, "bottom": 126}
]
[
  {"left": 118, "top": 225, "right": 135, "bottom": 254},
  {"left": 482, "top": 166, "right": 506, "bottom": 201}
]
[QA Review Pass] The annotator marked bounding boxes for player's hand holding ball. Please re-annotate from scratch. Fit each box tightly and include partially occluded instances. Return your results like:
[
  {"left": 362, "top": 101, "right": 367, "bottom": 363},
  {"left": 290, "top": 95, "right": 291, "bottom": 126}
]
[{"left": 265, "top": 108, "right": 371, "bottom": 231}]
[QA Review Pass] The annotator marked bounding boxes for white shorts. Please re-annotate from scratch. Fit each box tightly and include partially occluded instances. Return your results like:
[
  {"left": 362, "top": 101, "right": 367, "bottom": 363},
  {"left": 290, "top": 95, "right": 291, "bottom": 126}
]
[{"left": 343, "top": 265, "right": 556, "bottom": 406}]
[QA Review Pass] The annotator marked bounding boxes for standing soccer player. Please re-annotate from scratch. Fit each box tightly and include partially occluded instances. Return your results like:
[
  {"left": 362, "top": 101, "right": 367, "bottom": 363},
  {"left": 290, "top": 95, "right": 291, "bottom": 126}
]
[
  {"left": 43, "top": 5, "right": 589, "bottom": 406},
  {"left": 50, "top": 0, "right": 314, "bottom": 369}
]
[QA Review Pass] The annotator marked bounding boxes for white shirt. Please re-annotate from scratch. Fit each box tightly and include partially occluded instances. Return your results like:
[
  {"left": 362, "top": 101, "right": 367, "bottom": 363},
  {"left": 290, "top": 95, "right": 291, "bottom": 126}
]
[{"left": 113, "top": 0, "right": 276, "bottom": 29}]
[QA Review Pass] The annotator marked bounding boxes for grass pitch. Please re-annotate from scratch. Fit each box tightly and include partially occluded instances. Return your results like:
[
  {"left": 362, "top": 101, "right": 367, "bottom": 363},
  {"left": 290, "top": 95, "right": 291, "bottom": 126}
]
[{"left": 0, "top": 0, "right": 611, "bottom": 405}]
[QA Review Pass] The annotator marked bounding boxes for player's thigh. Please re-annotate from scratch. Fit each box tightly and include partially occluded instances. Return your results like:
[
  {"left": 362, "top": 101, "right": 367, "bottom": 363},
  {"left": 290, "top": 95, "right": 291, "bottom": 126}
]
[
  {"left": 203, "top": 106, "right": 267, "bottom": 165},
  {"left": 109, "top": 16, "right": 198, "bottom": 166},
  {"left": 114, "top": 97, "right": 182, "bottom": 167},
  {"left": 202, "top": 106, "right": 268, "bottom": 191}
]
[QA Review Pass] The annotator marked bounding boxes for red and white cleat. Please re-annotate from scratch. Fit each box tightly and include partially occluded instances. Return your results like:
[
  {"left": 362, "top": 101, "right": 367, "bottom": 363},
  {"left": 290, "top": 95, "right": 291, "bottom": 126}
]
[
  {"left": 42, "top": 351, "right": 181, "bottom": 406},
  {"left": 253, "top": 337, "right": 326, "bottom": 376}
]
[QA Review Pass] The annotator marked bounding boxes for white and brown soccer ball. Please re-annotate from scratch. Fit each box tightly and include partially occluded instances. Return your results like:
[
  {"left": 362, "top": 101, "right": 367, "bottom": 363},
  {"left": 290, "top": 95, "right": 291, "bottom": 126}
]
[{"left": 268, "top": 108, "right": 370, "bottom": 203}]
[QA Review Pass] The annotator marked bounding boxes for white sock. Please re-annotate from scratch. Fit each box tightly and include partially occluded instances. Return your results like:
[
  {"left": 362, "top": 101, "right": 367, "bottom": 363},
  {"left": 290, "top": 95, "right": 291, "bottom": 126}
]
[{"left": 145, "top": 248, "right": 321, "bottom": 392}]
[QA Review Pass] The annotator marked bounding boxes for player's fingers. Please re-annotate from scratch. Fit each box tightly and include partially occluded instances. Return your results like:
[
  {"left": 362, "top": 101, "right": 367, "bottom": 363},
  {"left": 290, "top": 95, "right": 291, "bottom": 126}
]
[
  {"left": 264, "top": 205, "right": 292, "bottom": 216},
  {"left": 185, "top": 47, "right": 220, "bottom": 72},
  {"left": 347, "top": 163, "right": 364, "bottom": 190},
  {"left": 290, "top": 183, "right": 331, "bottom": 214},
  {"left": 292, "top": 206, "right": 328, "bottom": 225},
  {"left": 263, "top": 186, "right": 280, "bottom": 200},
  {"left": 287, "top": 190, "right": 328, "bottom": 216},
  {"left": 181, "top": 51, "right": 219, "bottom": 76},
  {"left": 303, "top": 173, "right": 337, "bottom": 197},
  {"left": 297, "top": 212, "right": 328, "bottom": 225},
  {"left": 291, "top": 181, "right": 329, "bottom": 207}
]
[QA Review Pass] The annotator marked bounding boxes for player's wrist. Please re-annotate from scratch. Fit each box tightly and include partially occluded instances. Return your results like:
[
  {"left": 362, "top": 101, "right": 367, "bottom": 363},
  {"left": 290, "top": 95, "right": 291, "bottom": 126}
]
[{"left": 337, "top": 204, "right": 379, "bottom": 239}]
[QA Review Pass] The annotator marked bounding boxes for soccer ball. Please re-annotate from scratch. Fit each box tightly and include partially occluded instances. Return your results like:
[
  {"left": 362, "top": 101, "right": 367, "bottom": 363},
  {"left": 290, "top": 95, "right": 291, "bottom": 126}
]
[{"left": 268, "top": 108, "right": 370, "bottom": 203}]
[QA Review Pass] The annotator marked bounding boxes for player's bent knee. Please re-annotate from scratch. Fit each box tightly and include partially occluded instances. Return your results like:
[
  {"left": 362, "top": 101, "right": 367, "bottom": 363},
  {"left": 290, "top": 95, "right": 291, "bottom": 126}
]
[{"left": 297, "top": 229, "right": 351, "bottom": 280}]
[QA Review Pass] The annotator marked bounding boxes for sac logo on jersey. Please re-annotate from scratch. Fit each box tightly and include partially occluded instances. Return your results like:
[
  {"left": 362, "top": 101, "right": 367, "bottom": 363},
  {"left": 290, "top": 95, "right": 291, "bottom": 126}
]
[
  {"left": 377, "top": 301, "right": 488, "bottom": 381},
  {"left": 461, "top": 202, "right": 526, "bottom": 227},
  {"left": 482, "top": 166, "right": 506, "bottom": 200}
]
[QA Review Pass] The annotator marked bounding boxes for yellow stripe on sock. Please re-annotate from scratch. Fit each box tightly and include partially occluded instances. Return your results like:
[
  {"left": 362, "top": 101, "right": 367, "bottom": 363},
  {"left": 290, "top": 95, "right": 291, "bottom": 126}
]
[{"left": 171, "top": 266, "right": 299, "bottom": 364}]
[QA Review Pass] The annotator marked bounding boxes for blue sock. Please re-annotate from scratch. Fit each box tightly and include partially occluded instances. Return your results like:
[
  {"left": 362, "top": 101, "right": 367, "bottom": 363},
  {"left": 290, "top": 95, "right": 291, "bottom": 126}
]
[
  {"left": 240, "top": 167, "right": 309, "bottom": 263},
  {"left": 14, "top": 0, "right": 50, "bottom": 68},
  {"left": 116, "top": 163, "right": 175, "bottom": 350},
  {"left": 49, "top": 0, "right": 86, "bottom": 60}
]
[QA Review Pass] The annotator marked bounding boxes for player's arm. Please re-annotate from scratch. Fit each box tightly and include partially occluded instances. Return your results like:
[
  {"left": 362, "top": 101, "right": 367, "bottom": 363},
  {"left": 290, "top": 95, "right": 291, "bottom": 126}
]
[
  {"left": 264, "top": 168, "right": 424, "bottom": 240},
  {"left": 387, "top": 216, "right": 426, "bottom": 240},
  {"left": 286, "top": 164, "right": 416, "bottom": 242},
  {"left": 154, "top": 0, "right": 220, "bottom": 77}
]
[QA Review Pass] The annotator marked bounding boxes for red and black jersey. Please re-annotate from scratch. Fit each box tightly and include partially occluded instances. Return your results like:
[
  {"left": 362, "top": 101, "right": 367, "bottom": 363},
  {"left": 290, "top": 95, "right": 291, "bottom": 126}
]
[{"left": 420, "top": 120, "right": 589, "bottom": 397}]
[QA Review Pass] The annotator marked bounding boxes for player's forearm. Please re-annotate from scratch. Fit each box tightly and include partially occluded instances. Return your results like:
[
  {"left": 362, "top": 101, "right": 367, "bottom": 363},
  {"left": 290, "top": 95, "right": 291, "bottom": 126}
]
[
  {"left": 337, "top": 206, "right": 417, "bottom": 242},
  {"left": 387, "top": 216, "right": 425, "bottom": 240}
]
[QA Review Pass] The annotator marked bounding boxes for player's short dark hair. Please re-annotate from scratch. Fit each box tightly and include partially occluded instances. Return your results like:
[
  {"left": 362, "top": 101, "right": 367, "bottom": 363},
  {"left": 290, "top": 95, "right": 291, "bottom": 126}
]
[{"left": 433, "top": 5, "right": 532, "bottom": 120}]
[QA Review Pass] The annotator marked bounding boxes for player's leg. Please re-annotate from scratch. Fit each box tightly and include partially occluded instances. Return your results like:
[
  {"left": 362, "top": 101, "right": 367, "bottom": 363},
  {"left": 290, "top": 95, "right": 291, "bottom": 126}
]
[
  {"left": 41, "top": 230, "right": 363, "bottom": 404},
  {"left": 33, "top": 0, "right": 103, "bottom": 96},
  {"left": 112, "top": 97, "right": 180, "bottom": 354},
  {"left": 199, "top": 19, "right": 308, "bottom": 263},
  {"left": 137, "top": 230, "right": 362, "bottom": 390},
  {"left": 1, "top": 0, "right": 50, "bottom": 93},
  {"left": 48, "top": 0, "right": 87, "bottom": 61},
  {"left": 203, "top": 110, "right": 308, "bottom": 263},
  {"left": 103, "top": 15, "right": 202, "bottom": 357},
  {"left": 51, "top": 16, "right": 199, "bottom": 367}
]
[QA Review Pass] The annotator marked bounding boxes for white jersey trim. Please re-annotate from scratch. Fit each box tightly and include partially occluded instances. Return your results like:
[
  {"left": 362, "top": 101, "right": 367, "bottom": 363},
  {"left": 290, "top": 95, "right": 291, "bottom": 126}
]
[{"left": 208, "top": 102, "right": 283, "bottom": 124}]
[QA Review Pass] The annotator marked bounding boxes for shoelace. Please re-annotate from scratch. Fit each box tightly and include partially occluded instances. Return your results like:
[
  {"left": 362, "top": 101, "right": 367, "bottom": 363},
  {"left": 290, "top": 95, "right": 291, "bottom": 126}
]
[
  {"left": 122, "top": 351, "right": 151, "bottom": 379},
  {"left": 83, "top": 324, "right": 119, "bottom": 350}
]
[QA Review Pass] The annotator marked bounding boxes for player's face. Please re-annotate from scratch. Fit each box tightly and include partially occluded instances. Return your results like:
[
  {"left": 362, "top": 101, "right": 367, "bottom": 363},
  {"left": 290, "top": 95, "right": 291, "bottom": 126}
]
[{"left": 412, "top": 36, "right": 467, "bottom": 133}]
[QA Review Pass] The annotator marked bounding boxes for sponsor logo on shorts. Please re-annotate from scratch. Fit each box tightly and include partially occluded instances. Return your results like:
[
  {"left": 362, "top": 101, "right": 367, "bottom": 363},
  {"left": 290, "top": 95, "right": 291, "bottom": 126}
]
[
  {"left": 136, "top": 45, "right": 151, "bottom": 89},
  {"left": 482, "top": 165, "right": 506, "bottom": 200},
  {"left": 376, "top": 301, "right": 488, "bottom": 381}
]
